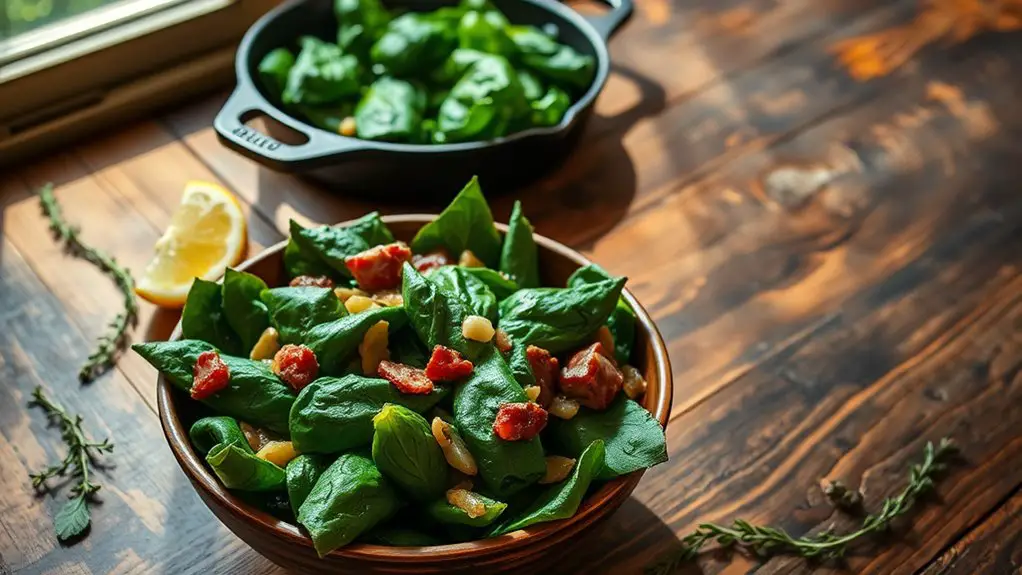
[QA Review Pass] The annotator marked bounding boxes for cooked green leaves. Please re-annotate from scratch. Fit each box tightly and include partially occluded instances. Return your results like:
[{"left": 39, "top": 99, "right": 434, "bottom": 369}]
[
  {"left": 372, "top": 404, "right": 448, "bottom": 502},
  {"left": 402, "top": 263, "right": 487, "bottom": 360},
  {"left": 222, "top": 269, "right": 270, "bottom": 353},
  {"left": 190, "top": 416, "right": 286, "bottom": 492},
  {"left": 289, "top": 375, "right": 449, "bottom": 454},
  {"left": 298, "top": 453, "right": 401, "bottom": 556},
  {"left": 262, "top": 286, "right": 346, "bottom": 345},
  {"left": 285, "top": 213, "right": 395, "bottom": 280},
  {"left": 547, "top": 397, "right": 667, "bottom": 480},
  {"left": 499, "top": 200, "right": 540, "bottom": 288},
  {"left": 286, "top": 455, "right": 329, "bottom": 516},
  {"left": 428, "top": 265, "right": 499, "bottom": 322},
  {"left": 181, "top": 279, "right": 241, "bottom": 355},
  {"left": 410, "top": 176, "right": 502, "bottom": 267},
  {"left": 567, "top": 263, "right": 637, "bottom": 364},
  {"left": 498, "top": 277, "right": 626, "bottom": 354},
  {"left": 262, "top": 1, "right": 590, "bottom": 144},
  {"left": 304, "top": 305, "right": 407, "bottom": 374}
]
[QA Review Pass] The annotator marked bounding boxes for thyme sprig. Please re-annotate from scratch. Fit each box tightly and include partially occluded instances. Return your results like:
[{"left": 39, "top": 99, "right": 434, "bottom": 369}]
[
  {"left": 29, "top": 387, "right": 114, "bottom": 541},
  {"left": 39, "top": 183, "right": 138, "bottom": 381},
  {"left": 646, "top": 438, "right": 957, "bottom": 574}
]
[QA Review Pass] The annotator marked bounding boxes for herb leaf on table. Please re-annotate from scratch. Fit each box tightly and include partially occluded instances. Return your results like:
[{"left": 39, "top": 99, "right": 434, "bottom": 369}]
[
  {"left": 29, "top": 387, "right": 114, "bottom": 541},
  {"left": 646, "top": 438, "right": 958, "bottom": 574},
  {"left": 39, "top": 184, "right": 138, "bottom": 382}
]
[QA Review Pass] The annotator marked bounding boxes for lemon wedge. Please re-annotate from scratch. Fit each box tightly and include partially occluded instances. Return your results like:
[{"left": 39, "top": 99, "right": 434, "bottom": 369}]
[{"left": 136, "top": 181, "right": 247, "bottom": 308}]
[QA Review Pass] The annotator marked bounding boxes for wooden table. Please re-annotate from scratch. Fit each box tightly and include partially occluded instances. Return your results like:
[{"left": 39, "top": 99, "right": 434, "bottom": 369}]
[{"left": 3, "top": 1, "right": 1022, "bottom": 573}]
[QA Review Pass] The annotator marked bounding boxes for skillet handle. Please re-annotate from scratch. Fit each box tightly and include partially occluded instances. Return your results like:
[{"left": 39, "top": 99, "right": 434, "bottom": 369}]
[
  {"left": 213, "top": 81, "right": 363, "bottom": 172},
  {"left": 582, "top": 0, "right": 633, "bottom": 41}
]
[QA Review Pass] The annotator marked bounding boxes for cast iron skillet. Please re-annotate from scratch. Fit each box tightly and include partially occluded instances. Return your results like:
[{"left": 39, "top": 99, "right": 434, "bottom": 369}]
[{"left": 214, "top": 0, "right": 632, "bottom": 197}]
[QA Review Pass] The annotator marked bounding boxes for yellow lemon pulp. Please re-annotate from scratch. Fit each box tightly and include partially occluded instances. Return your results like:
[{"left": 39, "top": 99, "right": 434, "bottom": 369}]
[{"left": 136, "top": 181, "right": 247, "bottom": 308}]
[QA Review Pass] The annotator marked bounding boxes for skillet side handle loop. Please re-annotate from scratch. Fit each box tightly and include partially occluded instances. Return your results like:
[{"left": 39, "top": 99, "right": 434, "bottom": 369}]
[
  {"left": 583, "top": 0, "right": 634, "bottom": 41},
  {"left": 213, "top": 84, "right": 361, "bottom": 173}
]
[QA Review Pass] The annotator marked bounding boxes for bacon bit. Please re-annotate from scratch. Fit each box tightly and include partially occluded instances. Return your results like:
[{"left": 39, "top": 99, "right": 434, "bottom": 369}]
[
  {"left": 493, "top": 402, "right": 548, "bottom": 441},
  {"left": 495, "top": 329, "right": 513, "bottom": 354},
  {"left": 378, "top": 360, "right": 434, "bottom": 394},
  {"left": 526, "top": 345, "right": 559, "bottom": 408},
  {"left": 425, "top": 345, "right": 473, "bottom": 381},
  {"left": 344, "top": 242, "right": 412, "bottom": 291},
  {"left": 271, "top": 344, "right": 319, "bottom": 391},
  {"left": 289, "top": 275, "right": 335, "bottom": 288},
  {"left": 191, "top": 350, "right": 230, "bottom": 400},
  {"left": 412, "top": 249, "right": 451, "bottom": 273},
  {"left": 559, "top": 342, "right": 623, "bottom": 410}
]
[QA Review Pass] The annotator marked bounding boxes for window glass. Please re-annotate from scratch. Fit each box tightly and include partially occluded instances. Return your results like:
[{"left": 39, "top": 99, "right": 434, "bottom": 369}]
[{"left": 4, "top": 0, "right": 122, "bottom": 39}]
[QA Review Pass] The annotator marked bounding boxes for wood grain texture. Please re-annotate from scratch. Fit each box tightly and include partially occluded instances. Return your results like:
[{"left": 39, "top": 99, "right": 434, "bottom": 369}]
[{"left": 2, "top": 0, "right": 1022, "bottom": 573}]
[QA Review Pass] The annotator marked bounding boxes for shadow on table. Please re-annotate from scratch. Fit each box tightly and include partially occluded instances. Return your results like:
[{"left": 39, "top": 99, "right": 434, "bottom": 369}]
[{"left": 532, "top": 496, "right": 701, "bottom": 575}]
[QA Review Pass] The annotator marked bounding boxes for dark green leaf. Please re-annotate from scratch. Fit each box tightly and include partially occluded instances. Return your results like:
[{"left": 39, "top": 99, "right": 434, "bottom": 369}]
[
  {"left": 54, "top": 495, "right": 90, "bottom": 541},
  {"left": 461, "top": 266, "right": 518, "bottom": 300},
  {"left": 189, "top": 416, "right": 251, "bottom": 456},
  {"left": 567, "top": 264, "right": 636, "bottom": 364},
  {"left": 287, "top": 213, "right": 395, "bottom": 280},
  {"left": 546, "top": 397, "right": 666, "bottom": 480},
  {"left": 355, "top": 77, "right": 426, "bottom": 142},
  {"left": 335, "top": 0, "right": 391, "bottom": 55},
  {"left": 286, "top": 454, "right": 330, "bottom": 516},
  {"left": 498, "top": 277, "right": 625, "bottom": 354},
  {"left": 530, "top": 85, "right": 570, "bottom": 127},
  {"left": 289, "top": 375, "right": 450, "bottom": 454},
  {"left": 453, "top": 347, "right": 546, "bottom": 497},
  {"left": 499, "top": 200, "right": 540, "bottom": 288},
  {"left": 522, "top": 45, "right": 594, "bottom": 91},
  {"left": 490, "top": 440, "right": 604, "bottom": 534},
  {"left": 284, "top": 236, "right": 337, "bottom": 280},
  {"left": 261, "top": 286, "right": 347, "bottom": 345},
  {"left": 507, "top": 25, "right": 559, "bottom": 56},
  {"left": 181, "top": 279, "right": 242, "bottom": 355},
  {"left": 518, "top": 69, "right": 544, "bottom": 101},
  {"left": 435, "top": 56, "right": 528, "bottom": 143},
  {"left": 222, "top": 268, "right": 270, "bottom": 353},
  {"left": 205, "top": 441, "right": 286, "bottom": 492},
  {"left": 132, "top": 340, "right": 296, "bottom": 435},
  {"left": 507, "top": 343, "right": 535, "bottom": 387},
  {"left": 258, "top": 48, "right": 295, "bottom": 96},
  {"left": 401, "top": 263, "right": 488, "bottom": 360},
  {"left": 304, "top": 305, "right": 407, "bottom": 374},
  {"left": 426, "top": 491, "right": 507, "bottom": 527},
  {"left": 410, "top": 177, "right": 502, "bottom": 268},
  {"left": 283, "top": 36, "right": 363, "bottom": 105},
  {"left": 390, "top": 325, "right": 429, "bottom": 368},
  {"left": 428, "top": 265, "right": 498, "bottom": 322},
  {"left": 372, "top": 404, "right": 448, "bottom": 502},
  {"left": 298, "top": 452, "right": 402, "bottom": 556},
  {"left": 457, "top": 9, "right": 514, "bottom": 56},
  {"left": 371, "top": 13, "right": 456, "bottom": 77},
  {"left": 433, "top": 48, "right": 491, "bottom": 85}
]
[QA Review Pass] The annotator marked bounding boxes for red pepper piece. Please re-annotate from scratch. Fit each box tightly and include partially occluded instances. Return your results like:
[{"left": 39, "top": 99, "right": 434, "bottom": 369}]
[
  {"left": 272, "top": 344, "right": 319, "bottom": 391},
  {"left": 425, "top": 345, "right": 474, "bottom": 381},
  {"left": 558, "top": 342, "right": 623, "bottom": 410},
  {"left": 378, "top": 360, "right": 434, "bottom": 394},
  {"left": 411, "top": 249, "right": 451, "bottom": 273},
  {"left": 344, "top": 242, "right": 412, "bottom": 291},
  {"left": 493, "top": 402, "right": 548, "bottom": 441},
  {"left": 191, "top": 350, "right": 231, "bottom": 400}
]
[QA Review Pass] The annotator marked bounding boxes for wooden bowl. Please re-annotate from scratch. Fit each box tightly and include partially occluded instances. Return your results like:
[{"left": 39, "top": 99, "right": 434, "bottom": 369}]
[{"left": 157, "top": 215, "right": 673, "bottom": 574}]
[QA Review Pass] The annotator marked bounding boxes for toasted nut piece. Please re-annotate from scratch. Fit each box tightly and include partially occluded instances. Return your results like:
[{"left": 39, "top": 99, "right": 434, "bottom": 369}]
[
  {"left": 359, "top": 320, "right": 390, "bottom": 375},
  {"left": 256, "top": 440, "right": 298, "bottom": 467},
  {"left": 462, "top": 315, "right": 494, "bottom": 342},
  {"left": 540, "top": 455, "right": 576, "bottom": 484},
  {"left": 334, "top": 287, "right": 368, "bottom": 302},
  {"left": 595, "top": 326, "right": 615, "bottom": 362},
  {"left": 446, "top": 488, "right": 486, "bottom": 518},
  {"left": 495, "top": 329, "right": 512, "bottom": 354},
  {"left": 548, "top": 396, "right": 580, "bottom": 420},
  {"left": 622, "top": 365, "right": 648, "bottom": 400},
  {"left": 240, "top": 422, "right": 274, "bottom": 452},
  {"left": 458, "top": 250, "right": 485, "bottom": 267},
  {"left": 249, "top": 327, "right": 281, "bottom": 361},
  {"left": 339, "top": 116, "right": 357, "bottom": 137},
  {"left": 372, "top": 290, "right": 404, "bottom": 307},
  {"left": 345, "top": 294, "right": 380, "bottom": 314},
  {"left": 524, "top": 385, "right": 542, "bottom": 403},
  {"left": 432, "top": 417, "right": 478, "bottom": 476}
]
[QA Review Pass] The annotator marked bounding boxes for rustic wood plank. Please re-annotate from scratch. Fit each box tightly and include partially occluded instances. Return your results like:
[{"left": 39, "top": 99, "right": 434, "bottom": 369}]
[
  {"left": 0, "top": 238, "right": 281, "bottom": 575},
  {"left": 920, "top": 489, "right": 1022, "bottom": 575}
]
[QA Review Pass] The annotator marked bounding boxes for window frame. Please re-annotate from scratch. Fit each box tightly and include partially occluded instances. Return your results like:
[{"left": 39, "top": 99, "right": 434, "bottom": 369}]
[{"left": 0, "top": 0, "right": 277, "bottom": 166}]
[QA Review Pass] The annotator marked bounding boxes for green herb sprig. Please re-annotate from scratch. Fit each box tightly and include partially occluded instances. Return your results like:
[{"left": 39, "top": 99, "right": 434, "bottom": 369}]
[
  {"left": 39, "top": 183, "right": 138, "bottom": 381},
  {"left": 646, "top": 438, "right": 957, "bottom": 574},
  {"left": 29, "top": 387, "right": 114, "bottom": 541}
]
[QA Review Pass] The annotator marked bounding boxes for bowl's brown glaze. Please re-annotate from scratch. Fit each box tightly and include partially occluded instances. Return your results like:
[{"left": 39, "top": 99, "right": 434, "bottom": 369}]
[{"left": 157, "top": 215, "right": 673, "bottom": 574}]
